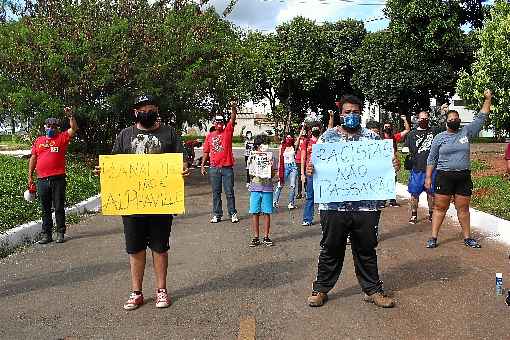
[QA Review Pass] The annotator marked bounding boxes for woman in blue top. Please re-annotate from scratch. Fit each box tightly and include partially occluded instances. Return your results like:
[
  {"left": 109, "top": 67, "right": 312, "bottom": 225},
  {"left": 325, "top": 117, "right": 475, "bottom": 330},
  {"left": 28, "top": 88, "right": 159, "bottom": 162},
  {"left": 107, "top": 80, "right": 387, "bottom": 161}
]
[{"left": 424, "top": 89, "right": 493, "bottom": 249}]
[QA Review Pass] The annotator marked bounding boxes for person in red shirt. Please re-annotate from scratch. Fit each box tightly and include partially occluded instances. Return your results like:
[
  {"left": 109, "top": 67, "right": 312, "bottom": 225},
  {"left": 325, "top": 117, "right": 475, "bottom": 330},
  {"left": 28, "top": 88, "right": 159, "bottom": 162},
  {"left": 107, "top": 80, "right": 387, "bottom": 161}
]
[
  {"left": 294, "top": 124, "right": 309, "bottom": 199},
  {"left": 28, "top": 107, "right": 78, "bottom": 244},
  {"left": 383, "top": 115, "right": 410, "bottom": 207},
  {"left": 201, "top": 102, "right": 239, "bottom": 223},
  {"left": 301, "top": 126, "right": 320, "bottom": 226}
]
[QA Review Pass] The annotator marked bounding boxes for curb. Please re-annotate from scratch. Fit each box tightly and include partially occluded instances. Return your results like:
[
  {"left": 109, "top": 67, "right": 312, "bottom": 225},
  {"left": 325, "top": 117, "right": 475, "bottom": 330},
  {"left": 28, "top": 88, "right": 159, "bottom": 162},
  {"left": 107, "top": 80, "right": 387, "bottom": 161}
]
[
  {"left": 0, "top": 194, "right": 101, "bottom": 249},
  {"left": 396, "top": 183, "right": 510, "bottom": 246}
]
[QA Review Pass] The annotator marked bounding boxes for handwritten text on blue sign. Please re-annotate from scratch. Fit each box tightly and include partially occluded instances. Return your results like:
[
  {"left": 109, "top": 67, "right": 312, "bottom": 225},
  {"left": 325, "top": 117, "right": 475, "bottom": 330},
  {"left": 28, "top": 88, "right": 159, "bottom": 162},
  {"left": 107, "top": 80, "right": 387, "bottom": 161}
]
[{"left": 312, "top": 140, "right": 396, "bottom": 203}]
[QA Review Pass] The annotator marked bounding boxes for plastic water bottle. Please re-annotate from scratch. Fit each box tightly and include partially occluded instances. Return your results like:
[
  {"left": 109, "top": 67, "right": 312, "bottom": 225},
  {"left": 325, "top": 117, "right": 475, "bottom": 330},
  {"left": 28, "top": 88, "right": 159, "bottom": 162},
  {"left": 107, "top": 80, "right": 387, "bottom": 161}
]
[{"left": 496, "top": 273, "right": 503, "bottom": 296}]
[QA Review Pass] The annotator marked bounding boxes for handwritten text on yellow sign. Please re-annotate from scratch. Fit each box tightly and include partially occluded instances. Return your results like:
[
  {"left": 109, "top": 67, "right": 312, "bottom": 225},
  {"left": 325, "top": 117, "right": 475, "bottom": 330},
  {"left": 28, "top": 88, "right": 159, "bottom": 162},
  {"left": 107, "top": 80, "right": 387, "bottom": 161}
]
[{"left": 99, "top": 153, "right": 185, "bottom": 215}]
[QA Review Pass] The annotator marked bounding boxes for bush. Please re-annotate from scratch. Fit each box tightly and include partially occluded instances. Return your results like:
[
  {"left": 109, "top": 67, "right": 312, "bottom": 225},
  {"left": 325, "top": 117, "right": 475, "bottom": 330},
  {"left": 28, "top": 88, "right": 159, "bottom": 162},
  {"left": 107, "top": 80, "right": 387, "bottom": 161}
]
[{"left": 0, "top": 154, "right": 99, "bottom": 233}]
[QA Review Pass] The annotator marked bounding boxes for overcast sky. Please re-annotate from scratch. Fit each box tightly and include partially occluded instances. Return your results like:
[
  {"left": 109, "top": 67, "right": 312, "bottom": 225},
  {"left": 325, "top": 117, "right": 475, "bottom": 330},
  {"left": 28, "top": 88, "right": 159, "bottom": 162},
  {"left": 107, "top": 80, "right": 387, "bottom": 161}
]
[{"left": 202, "top": 0, "right": 389, "bottom": 32}]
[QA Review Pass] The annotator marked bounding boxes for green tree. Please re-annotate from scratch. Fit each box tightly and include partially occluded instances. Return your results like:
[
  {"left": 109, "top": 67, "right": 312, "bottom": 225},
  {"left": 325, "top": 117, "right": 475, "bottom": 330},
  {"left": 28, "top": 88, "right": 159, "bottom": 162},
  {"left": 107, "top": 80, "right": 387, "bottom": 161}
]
[
  {"left": 457, "top": 0, "right": 510, "bottom": 133},
  {"left": 0, "top": 0, "right": 246, "bottom": 153}
]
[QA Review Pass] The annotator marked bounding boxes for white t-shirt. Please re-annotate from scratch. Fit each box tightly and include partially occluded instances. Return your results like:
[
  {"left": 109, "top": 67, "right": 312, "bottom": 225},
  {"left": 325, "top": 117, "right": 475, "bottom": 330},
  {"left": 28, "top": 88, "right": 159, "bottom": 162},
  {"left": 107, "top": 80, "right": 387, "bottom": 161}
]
[{"left": 282, "top": 147, "right": 296, "bottom": 164}]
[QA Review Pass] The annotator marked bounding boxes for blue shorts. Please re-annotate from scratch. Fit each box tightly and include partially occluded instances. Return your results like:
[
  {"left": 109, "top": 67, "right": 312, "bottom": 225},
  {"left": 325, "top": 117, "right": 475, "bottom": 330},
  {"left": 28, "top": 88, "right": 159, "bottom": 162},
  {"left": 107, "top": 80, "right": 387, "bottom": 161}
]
[
  {"left": 249, "top": 191, "right": 273, "bottom": 215},
  {"left": 408, "top": 170, "right": 436, "bottom": 197}
]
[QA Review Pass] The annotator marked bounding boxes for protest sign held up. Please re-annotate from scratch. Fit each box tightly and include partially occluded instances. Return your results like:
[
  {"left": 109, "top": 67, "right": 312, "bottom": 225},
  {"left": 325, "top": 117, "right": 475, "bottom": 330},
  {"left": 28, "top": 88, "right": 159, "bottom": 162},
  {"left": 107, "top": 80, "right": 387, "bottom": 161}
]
[
  {"left": 312, "top": 140, "right": 395, "bottom": 203},
  {"left": 100, "top": 153, "right": 185, "bottom": 215},
  {"left": 248, "top": 152, "right": 273, "bottom": 179}
]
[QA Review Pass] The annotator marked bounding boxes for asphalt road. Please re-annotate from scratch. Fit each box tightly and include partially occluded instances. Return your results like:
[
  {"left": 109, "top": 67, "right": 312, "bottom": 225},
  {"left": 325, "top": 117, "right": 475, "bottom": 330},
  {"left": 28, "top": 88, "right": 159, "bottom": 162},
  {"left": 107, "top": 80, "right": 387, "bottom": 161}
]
[{"left": 1, "top": 155, "right": 509, "bottom": 339}]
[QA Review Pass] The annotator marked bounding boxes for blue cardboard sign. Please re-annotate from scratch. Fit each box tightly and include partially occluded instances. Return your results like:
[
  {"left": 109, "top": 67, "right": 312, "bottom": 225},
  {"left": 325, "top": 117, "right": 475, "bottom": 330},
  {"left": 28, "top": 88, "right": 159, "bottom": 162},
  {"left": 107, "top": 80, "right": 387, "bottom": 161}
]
[{"left": 312, "top": 140, "right": 396, "bottom": 203}]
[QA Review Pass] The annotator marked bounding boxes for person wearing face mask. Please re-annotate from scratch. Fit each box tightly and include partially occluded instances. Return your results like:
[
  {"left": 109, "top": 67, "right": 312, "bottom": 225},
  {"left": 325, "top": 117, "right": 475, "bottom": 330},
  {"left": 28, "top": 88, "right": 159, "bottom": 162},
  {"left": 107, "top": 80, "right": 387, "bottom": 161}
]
[
  {"left": 28, "top": 107, "right": 78, "bottom": 244},
  {"left": 424, "top": 89, "right": 493, "bottom": 249},
  {"left": 201, "top": 102, "right": 239, "bottom": 224},
  {"left": 97, "top": 94, "right": 189, "bottom": 311},
  {"left": 383, "top": 115, "right": 410, "bottom": 207},
  {"left": 306, "top": 94, "right": 399, "bottom": 309},
  {"left": 294, "top": 124, "right": 308, "bottom": 199},
  {"left": 244, "top": 131, "right": 254, "bottom": 187},
  {"left": 403, "top": 109, "right": 444, "bottom": 224},
  {"left": 273, "top": 134, "right": 298, "bottom": 209},
  {"left": 301, "top": 125, "right": 321, "bottom": 226}
]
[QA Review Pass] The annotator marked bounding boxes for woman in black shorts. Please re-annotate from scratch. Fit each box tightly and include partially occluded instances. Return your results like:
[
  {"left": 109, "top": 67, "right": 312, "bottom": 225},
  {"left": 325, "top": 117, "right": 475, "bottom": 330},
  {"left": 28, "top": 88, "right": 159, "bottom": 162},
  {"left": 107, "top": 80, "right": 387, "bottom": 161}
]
[{"left": 424, "top": 89, "right": 492, "bottom": 249}]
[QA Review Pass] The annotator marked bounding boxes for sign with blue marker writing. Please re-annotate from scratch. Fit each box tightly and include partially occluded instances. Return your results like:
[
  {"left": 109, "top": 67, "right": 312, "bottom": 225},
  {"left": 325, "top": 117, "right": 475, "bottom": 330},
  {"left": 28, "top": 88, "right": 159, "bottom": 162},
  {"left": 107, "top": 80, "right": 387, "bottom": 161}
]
[{"left": 312, "top": 140, "right": 395, "bottom": 203}]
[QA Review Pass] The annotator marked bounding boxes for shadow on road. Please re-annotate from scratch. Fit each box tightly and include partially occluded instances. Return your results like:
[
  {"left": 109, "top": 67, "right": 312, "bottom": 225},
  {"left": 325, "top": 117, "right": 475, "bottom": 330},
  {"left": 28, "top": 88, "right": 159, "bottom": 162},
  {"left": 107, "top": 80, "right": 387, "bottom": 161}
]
[
  {"left": 329, "top": 256, "right": 465, "bottom": 301},
  {"left": 276, "top": 228, "right": 321, "bottom": 243},
  {"left": 0, "top": 261, "right": 126, "bottom": 299},
  {"left": 171, "top": 258, "right": 312, "bottom": 302}
]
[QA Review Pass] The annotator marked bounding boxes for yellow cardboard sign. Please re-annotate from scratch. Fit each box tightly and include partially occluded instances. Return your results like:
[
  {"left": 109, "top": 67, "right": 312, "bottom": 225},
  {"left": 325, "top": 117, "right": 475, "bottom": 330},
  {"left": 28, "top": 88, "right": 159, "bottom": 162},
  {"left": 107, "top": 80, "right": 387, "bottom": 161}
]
[{"left": 99, "top": 153, "right": 185, "bottom": 215}]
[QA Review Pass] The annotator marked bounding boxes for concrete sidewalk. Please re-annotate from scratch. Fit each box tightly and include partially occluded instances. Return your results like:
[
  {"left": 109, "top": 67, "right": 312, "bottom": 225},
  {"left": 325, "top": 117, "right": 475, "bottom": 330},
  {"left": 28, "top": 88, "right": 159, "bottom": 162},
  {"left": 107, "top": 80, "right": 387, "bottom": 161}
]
[{"left": 1, "top": 160, "right": 509, "bottom": 339}]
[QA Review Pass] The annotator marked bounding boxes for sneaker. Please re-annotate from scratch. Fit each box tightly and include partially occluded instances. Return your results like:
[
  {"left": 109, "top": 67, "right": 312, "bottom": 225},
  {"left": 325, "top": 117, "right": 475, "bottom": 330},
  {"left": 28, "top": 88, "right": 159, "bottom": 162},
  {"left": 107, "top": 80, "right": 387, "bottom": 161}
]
[
  {"left": 363, "top": 292, "right": 395, "bottom": 308},
  {"left": 262, "top": 237, "right": 273, "bottom": 246},
  {"left": 389, "top": 200, "right": 400, "bottom": 207},
  {"left": 155, "top": 289, "right": 171, "bottom": 308},
  {"left": 273, "top": 202, "right": 279, "bottom": 209},
  {"left": 38, "top": 234, "right": 53, "bottom": 244},
  {"left": 123, "top": 292, "right": 144, "bottom": 311},
  {"left": 464, "top": 238, "right": 481, "bottom": 249},
  {"left": 308, "top": 291, "right": 328, "bottom": 307},
  {"left": 288, "top": 203, "right": 296, "bottom": 210},
  {"left": 409, "top": 215, "right": 418, "bottom": 224},
  {"left": 346, "top": 235, "right": 351, "bottom": 245},
  {"left": 210, "top": 216, "right": 221, "bottom": 223},
  {"left": 55, "top": 233, "right": 65, "bottom": 243},
  {"left": 249, "top": 237, "right": 261, "bottom": 247},
  {"left": 302, "top": 221, "right": 312, "bottom": 226},
  {"left": 426, "top": 238, "right": 438, "bottom": 249},
  {"left": 231, "top": 213, "right": 239, "bottom": 223}
]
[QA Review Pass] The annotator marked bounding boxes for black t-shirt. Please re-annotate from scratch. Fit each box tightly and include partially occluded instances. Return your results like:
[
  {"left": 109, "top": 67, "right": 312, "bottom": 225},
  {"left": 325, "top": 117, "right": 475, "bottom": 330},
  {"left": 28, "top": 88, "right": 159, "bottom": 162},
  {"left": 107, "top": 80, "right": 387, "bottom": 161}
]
[
  {"left": 404, "top": 127, "right": 442, "bottom": 171},
  {"left": 112, "top": 125, "right": 182, "bottom": 155}
]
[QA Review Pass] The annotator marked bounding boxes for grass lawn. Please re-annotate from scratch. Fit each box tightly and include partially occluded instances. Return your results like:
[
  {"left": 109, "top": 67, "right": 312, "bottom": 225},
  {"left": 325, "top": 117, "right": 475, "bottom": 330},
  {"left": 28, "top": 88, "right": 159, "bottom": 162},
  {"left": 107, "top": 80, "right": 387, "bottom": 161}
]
[
  {"left": 0, "top": 154, "right": 99, "bottom": 233},
  {"left": 397, "top": 155, "right": 510, "bottom": 221}
]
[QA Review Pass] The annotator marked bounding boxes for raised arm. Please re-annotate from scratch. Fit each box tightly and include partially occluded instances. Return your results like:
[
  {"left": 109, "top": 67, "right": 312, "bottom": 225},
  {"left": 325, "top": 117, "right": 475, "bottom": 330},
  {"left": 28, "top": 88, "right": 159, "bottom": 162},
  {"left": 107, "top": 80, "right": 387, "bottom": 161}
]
[
  {"left": 229, "top": 100, "right": 237, "bottom": 124},
  {"left": 328, "top": 110, "right": 334, "bottom": 129},
  {"left": 399, "top": 115, "right": 411, "bottom": 139},
  {"left": 465, "top": 89, "right": 492, "bottom": 139},
  {"left": 64, "top": 107, "right": 78, "bottom": 138}
]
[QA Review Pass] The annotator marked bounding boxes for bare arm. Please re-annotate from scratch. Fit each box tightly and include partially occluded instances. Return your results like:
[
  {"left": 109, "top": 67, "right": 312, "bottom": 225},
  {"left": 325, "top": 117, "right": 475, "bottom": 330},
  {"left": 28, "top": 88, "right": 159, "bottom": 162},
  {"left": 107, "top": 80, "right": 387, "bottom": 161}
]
[
  {"left": 64, "top": 107, "right": 78, "bottom": 138},
  {"left": 28, "top": 154, "right": 37, "bottom": 185},
  {"left": 229, "top": 101, "right": 237, "bottom": 124},
  {"left": 399, "top": 115, "right": 411, "bottom": 139},
  {"left": 328, "top": 110, "right": 334, "bottom": 129}
]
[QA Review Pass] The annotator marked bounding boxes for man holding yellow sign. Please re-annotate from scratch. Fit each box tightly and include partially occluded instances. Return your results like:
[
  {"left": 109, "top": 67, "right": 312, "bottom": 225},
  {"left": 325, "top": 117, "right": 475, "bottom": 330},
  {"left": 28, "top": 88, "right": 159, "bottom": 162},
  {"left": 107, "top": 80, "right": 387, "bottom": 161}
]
[{"left": 96, "top": 94, "right": 189, "bottom": 311}]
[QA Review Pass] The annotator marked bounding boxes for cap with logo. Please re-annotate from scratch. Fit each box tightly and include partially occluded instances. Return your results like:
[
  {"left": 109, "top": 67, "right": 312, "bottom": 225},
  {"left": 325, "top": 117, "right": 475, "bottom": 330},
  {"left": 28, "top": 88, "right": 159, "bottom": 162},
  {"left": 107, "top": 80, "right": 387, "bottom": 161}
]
[
  {"left": 133, "top": 94, "right": 158, "bottom": 109},
  {"left": 44, "top": 117, "right": 60, "bottom": 126}
]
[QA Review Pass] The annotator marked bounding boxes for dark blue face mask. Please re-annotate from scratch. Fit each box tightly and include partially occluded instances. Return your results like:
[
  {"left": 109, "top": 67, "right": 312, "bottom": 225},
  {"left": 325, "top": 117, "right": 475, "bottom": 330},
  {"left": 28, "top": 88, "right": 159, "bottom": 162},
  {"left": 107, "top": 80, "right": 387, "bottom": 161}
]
[
  {"left": 46, "top": 128, "right": 57, "bottom": 138},
  {"left": 343, "top": 113, "right": 361, "bottom": 130}
]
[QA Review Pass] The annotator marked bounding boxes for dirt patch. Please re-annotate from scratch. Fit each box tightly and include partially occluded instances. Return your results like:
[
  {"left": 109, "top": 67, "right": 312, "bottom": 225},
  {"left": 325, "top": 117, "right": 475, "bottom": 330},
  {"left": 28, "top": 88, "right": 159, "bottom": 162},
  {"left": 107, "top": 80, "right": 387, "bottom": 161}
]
[
  {"left": 471, "top": 151, "right": 507, "bottom": 178},
  {"left": 472, "top": 187, "right": 497, "bottom": 198}
]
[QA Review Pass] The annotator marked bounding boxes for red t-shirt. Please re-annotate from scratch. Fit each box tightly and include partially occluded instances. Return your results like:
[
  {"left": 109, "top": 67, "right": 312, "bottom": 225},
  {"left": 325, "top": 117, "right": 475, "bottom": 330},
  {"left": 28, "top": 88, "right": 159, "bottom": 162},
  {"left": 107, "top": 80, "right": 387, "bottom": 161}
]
[
  {"left": 31, "top": 131, "right": 71, "bottom": 178},
  {"left": 505, "top": 143, "right": 510, "bottom": 160},
  {"left": 203, "top": 120, "right": 235, "bottom": 167},
  {"left": 295, "top": 136, "right": 307, "bottom": 164},
  {"left": 302, "top": 136, "right": 318, "bottom": 166}
]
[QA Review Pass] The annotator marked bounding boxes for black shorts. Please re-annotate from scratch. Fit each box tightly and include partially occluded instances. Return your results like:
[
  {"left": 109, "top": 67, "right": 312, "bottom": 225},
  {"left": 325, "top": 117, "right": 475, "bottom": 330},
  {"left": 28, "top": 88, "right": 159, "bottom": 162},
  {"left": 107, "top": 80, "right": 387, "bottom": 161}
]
[
  {"left": 122, "top": 215, "right": 173, "bottom": 254},
  {"left": 434, "top": 170, "right": 473, "bottom": 197}
]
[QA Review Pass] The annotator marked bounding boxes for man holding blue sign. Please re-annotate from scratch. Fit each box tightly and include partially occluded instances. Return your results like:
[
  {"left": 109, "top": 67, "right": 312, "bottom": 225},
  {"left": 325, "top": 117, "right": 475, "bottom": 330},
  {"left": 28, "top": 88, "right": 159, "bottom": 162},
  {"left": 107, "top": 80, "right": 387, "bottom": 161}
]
[{"left": 306, "top": 95, "right": 398, "bottom": 309}]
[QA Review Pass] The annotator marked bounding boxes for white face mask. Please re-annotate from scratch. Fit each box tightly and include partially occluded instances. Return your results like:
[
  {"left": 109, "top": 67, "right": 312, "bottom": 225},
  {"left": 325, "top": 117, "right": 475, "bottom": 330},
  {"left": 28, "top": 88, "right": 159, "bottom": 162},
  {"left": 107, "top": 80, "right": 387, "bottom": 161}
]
[{"left": 259, "top": 144, "right": 269, "bottom": 152}]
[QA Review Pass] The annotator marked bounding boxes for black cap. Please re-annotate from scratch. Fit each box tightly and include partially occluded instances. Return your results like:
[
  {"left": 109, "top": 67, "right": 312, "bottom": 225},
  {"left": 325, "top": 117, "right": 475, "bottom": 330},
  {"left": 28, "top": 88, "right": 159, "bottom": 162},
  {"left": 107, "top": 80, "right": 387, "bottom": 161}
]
[
  {"left": 133, "top": 94, "right": 158, "bottom": 109},
  {"left": 44, "top": 117, "right": 60, "bottom": 126}
]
